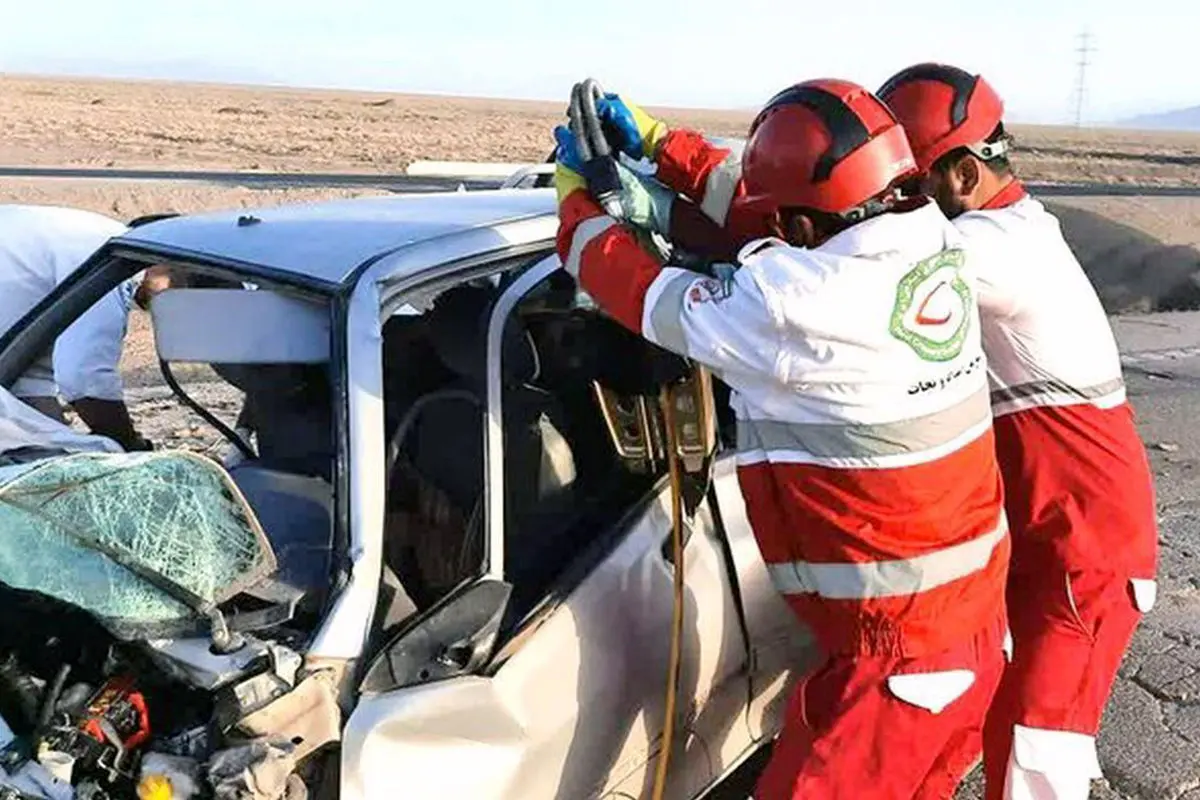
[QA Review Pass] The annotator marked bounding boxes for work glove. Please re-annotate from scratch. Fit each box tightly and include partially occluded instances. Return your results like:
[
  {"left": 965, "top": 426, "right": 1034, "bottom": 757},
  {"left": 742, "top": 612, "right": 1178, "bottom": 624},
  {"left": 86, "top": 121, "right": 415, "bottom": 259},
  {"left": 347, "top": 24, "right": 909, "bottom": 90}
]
[
  {"left": 554, "top": 124, "right": 675, "bottom": 233},
  {"left": 553, "top": 125, "right": 588, "bottom": 206},
  {"left": 613, "top": 162, "right": 675, "bottom": 234},
  {"left": 594, "top": 93, "right": 669, "bottom": 162}
]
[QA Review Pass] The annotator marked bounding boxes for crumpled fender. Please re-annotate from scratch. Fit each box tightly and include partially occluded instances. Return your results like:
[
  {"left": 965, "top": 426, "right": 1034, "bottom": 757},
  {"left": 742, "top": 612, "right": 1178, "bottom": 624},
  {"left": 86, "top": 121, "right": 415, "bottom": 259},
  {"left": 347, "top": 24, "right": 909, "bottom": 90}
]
[{"left": 340, "top": 676, "right": 532, "bottom": 800}]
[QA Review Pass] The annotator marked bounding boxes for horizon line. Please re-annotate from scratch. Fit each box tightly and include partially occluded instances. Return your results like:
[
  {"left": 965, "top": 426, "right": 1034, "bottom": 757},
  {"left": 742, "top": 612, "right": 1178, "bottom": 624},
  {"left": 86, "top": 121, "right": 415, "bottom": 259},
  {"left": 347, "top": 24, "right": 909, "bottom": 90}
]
[{"left": 0, "top": 67, "right": 1187, "bottom": 132}]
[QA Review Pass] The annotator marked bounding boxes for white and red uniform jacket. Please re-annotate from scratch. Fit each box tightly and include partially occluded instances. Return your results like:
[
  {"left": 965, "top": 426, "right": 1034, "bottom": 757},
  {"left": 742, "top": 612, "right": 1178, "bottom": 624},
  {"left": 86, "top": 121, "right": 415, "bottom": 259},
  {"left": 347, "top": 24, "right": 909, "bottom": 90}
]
[
  {"left": 655, "top": 130, "right": 773, "bottom": 262},
  {"left": 558, "top": 181, "right": 1009, "bottom": 658},
  {"left": 958, "top": 182, "right": 1158, "bottom": 584},
  {"left": 654, "top": 131, "right": 1157, "bottom": 585}
]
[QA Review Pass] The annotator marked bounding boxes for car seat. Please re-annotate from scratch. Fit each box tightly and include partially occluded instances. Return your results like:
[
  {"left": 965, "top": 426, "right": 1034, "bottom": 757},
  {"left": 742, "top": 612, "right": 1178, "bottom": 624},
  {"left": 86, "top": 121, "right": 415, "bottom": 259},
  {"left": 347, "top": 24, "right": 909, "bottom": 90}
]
[{"left": 384, "top": 282, "right": 578, "bottom": 608}]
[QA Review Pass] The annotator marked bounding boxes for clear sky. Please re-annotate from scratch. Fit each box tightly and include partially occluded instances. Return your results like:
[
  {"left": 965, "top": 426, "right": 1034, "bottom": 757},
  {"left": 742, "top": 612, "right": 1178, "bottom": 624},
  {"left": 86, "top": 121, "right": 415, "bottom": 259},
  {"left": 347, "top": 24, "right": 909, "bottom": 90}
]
[{"left": 0, "top": 0, "right": 1194, "bottom": 124}]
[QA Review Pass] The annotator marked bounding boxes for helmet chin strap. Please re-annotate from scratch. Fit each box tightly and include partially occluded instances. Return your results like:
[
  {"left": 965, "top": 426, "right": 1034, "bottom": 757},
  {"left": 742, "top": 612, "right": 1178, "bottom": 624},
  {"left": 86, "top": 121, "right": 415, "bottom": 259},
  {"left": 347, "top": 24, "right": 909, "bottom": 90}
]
[
  {"left": 775, "top": 188, "right": 903, "bottom": 249},
  {"left": 966, "top": 135, "right": 1011, "bottom": 162},
  {"left": 836, "top": 187, "right": 904, "bottom": 224}
]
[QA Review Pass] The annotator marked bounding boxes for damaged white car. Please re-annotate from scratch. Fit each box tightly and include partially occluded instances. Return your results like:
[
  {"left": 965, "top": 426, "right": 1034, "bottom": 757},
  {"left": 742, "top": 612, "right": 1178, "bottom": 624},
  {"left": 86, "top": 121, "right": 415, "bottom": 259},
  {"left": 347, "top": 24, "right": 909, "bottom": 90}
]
[{"left": 0, "top": 185, "right": 815, "bottom": 799}]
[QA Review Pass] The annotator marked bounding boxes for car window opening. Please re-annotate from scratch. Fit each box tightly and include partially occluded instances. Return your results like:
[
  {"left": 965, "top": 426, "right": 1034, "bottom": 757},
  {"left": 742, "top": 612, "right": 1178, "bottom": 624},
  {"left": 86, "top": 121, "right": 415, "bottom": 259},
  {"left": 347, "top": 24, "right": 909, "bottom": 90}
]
[
  {"left": 149, "top": 270, "right": 340, "bottom": 632},
  {"left": 379, "top": 266, "right": 685, "bottom": 636}
]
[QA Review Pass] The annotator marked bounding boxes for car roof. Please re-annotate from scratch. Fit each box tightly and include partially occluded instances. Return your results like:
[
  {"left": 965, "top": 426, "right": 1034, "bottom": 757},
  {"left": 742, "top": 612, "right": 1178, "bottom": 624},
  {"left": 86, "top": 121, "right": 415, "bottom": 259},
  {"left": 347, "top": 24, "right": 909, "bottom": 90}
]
[
  {"left": 115, "top": 188, "right": 558, "bottom": 288},
  {"left": 709, "top": 136, "right": 746, "bottom": 154}
]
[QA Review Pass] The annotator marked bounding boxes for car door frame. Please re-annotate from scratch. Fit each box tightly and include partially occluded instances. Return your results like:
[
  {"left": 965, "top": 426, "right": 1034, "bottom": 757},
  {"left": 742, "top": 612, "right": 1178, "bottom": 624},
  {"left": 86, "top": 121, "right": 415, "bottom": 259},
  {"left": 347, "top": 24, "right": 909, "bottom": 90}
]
[
  {"left": 312, "top": 214, "right": 557, "bottom": 663},
  {"left": 494, "top": 258, "right": 764, "bottom": 795},
  {"left": 344, "top": 248, "right": 760, "bottom": 798}
]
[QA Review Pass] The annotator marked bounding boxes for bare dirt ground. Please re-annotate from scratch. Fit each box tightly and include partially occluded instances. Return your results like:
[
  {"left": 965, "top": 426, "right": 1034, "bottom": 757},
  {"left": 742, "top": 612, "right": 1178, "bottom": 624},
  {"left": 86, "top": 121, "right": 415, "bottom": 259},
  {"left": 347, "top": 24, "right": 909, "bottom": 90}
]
[
  {"left": 5, "top": 73, "right": 1200, "bottom": 187},
  {"left": 0, "top": 177, "right": 370, "bottom": 224},
  {"left": 5, "top": 73, "right": 1200, "bottom": 227}
]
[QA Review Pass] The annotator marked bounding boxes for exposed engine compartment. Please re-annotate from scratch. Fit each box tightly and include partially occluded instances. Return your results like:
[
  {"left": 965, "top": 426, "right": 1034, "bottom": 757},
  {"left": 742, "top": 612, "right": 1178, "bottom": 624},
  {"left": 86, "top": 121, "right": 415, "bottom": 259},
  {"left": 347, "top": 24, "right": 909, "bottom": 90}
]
[{"left": 0, "top": 588, "right": 339, "bottom": 800}]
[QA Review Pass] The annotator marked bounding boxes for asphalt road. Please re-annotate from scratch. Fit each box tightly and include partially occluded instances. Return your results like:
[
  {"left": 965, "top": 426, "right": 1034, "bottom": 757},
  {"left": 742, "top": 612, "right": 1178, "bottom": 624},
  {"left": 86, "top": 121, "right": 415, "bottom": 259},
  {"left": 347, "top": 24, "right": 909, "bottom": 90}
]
[
  {"left": 0, "top": 165, "right": 500, "bottom": 191},
  {"left": 2, "top": 165, "right": 1200, "bottom": 198}
]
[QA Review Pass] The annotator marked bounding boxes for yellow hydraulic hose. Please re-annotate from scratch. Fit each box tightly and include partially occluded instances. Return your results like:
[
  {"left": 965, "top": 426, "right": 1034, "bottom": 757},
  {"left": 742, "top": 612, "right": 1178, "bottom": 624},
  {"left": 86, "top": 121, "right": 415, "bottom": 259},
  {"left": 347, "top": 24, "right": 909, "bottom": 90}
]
[{"left": 652, "top": 386, "right": 688, "bottom": 800}]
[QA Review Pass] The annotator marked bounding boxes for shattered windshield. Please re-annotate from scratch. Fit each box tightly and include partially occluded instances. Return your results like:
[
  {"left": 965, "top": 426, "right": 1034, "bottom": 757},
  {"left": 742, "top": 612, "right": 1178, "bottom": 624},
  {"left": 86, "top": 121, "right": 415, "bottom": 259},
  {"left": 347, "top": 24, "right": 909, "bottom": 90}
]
[{"left": 0, "top": 450, "right": 275, "bottom": 639}]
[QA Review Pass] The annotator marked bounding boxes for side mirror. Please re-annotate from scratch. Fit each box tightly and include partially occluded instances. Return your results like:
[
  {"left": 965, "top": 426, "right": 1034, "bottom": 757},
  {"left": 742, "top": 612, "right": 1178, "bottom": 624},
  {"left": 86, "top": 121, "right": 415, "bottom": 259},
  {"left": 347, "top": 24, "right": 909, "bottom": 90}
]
[{"left": 360, "top": 579, "right": 513, "bottom": 694}]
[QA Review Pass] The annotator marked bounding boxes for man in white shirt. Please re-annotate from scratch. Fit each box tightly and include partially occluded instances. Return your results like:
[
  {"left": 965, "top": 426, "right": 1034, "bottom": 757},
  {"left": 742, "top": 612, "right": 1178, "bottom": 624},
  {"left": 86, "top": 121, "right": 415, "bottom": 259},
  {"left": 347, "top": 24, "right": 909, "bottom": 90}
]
[{"left": 0, "top": 204, "right": 162, "bottom": 450}]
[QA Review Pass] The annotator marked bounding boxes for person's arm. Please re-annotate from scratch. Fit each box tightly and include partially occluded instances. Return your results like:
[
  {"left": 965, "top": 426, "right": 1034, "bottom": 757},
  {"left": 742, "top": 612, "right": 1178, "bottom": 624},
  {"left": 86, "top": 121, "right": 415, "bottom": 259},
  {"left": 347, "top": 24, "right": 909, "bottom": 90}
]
[
  {"left": 70, "top": 398, "right": 147, "bottom": 450},
  {"left": 53, "top": 281, "right": 150, "bottom": 450},
  {"left": 667, "top": 193, "right": 768, "bottom": 264},
  {"left": 557, "top": 189, "right": 784, "bottom": 381},
  {"left": 592, "top": 93, "right": 771, "bottom": 250},
  {"left": 653, "top": 129, "right": 742, "bottom": 217},
  {"left": 603, "top": 142, "right": 768, "bottom": 265}
]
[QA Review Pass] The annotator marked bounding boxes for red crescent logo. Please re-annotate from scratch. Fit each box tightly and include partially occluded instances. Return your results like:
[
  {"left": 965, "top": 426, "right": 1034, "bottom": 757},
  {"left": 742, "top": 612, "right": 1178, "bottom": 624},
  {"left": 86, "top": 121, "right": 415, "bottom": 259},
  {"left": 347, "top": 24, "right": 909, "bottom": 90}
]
[{"left": 915, "top": 281, "right": 953, "bottom": 326}]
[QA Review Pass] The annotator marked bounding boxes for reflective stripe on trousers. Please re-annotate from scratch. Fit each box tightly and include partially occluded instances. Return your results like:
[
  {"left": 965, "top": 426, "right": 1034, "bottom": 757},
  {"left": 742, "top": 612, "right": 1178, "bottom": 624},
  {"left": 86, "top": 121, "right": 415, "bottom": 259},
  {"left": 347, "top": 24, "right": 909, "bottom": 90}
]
[{"left": 765, "top": 517, "right": 1008, "bottom": 600}]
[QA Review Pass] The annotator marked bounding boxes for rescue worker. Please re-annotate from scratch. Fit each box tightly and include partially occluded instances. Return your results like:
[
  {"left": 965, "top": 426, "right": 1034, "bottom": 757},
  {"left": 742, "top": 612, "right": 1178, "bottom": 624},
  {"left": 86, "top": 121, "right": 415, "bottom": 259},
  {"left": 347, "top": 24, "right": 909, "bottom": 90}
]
[
  {"left": 0, "top": 204, "right": 164, "bottom": 450},
  {"left": 876, "top": 64, "right": 1159, "bottom": 799},
  {"left": 555, "top": 78, "right": 1011, "bottom": 799}
]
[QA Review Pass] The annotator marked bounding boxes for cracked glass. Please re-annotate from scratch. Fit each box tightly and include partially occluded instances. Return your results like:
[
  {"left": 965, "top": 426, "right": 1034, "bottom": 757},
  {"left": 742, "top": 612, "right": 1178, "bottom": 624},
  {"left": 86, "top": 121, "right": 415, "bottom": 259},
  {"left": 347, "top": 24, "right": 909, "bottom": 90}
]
[{"left": 0, "top": 450, "right": 275, "bottom": 638}]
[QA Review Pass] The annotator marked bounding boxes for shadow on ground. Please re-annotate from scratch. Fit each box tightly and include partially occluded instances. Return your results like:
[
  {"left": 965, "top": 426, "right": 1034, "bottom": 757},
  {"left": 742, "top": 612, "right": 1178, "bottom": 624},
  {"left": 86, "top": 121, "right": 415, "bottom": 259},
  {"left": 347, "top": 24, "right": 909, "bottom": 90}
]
[{"left": 1049, "top": 201, "right": 1200, "bottom": 314}]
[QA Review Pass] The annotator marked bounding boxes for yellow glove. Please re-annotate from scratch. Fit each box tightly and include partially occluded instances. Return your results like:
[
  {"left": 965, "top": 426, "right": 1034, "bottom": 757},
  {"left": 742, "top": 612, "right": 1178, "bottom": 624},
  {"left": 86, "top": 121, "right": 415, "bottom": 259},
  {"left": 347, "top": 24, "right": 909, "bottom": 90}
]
[{"left": 555, "top": 162, "right": 587, "bottom": 206}]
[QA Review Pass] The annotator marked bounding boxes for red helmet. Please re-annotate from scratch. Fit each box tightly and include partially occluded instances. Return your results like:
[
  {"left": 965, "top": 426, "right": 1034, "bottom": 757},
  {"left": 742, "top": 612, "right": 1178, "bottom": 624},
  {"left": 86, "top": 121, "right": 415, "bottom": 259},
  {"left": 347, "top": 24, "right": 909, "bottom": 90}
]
[
  {"left": 741, "top": 78, "right": 917, "bottom": 217},
  {"left": 876, "top": 63, "right": 1007, "bottom": 174}
]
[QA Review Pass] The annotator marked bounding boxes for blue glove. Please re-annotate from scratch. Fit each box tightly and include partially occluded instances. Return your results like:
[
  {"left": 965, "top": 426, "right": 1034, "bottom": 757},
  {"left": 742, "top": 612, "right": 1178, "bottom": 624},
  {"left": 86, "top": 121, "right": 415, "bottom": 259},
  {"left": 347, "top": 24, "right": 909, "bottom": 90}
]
[
  {"left": 553, "top": 125, "right": 587, "bottom": 205},
  {"left": 555, "top": 123, "right": 674, "bottom": 231},
  {"left": 554, "top": 125, "right": 585, "bottom": 173},
  {"left": 595, "top": 94, "right": 668, "bottom": 162}
]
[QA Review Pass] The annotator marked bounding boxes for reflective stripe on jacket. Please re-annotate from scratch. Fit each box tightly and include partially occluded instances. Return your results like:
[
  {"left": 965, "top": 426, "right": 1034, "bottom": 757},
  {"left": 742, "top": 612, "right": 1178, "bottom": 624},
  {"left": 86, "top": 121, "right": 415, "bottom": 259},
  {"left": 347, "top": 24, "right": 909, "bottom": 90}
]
[{"left": 653, "top": 130, "right": 772, "bottom": 262}]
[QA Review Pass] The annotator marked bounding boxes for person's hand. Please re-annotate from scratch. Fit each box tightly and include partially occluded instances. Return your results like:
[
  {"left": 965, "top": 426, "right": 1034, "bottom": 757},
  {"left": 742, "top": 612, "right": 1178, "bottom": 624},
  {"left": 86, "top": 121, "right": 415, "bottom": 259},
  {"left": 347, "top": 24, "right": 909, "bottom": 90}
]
[
  {"left": 595, "top": 93, "right": 668, "bottom": 162},
  {"left": 553, "top": 125, "right": 588, "bottom": 205},
  {"left": 555, "top": 123, "right": 675, "bottom": 232},
  {"left": 126, "top": 435, "right": 154, "bottom": 452},
  {"left": 614, "top": 162, "right": 675, "bottom": 234}
]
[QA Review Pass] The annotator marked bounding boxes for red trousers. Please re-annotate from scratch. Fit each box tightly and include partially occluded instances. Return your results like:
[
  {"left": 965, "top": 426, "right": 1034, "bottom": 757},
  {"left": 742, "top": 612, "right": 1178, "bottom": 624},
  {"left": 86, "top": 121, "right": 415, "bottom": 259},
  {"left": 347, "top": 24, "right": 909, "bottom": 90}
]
[
  {"left": 754, "top": 614, "right": 1007, "bottom": 800},
  {"left": 982, "top": 568, "right": 1152, "bottom": 799}
]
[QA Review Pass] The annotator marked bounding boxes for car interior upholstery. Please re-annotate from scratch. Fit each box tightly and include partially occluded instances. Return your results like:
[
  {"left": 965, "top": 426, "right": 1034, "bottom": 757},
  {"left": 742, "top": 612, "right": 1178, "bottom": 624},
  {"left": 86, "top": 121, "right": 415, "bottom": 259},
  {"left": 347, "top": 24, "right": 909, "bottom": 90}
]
[
  {"left": 379, "top": 269, "right": 697, "bottom": 635},
  {"left": 383, "top": 281, "right": 584, "bottom": 611},
  {"left": 148, "top": 279, "right": 337, "bottom": 619}
]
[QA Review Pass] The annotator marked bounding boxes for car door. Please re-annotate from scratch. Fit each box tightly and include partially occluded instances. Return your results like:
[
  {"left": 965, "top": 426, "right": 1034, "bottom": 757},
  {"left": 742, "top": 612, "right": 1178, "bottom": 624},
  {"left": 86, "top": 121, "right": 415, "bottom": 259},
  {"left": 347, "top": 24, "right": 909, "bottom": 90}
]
[
  {"left": 341, "top": 255, "right": 755, "bottom": 799},
  {"left": 710, "top": 450, "right": 822, "bottom": 743},
  {"left": 594, "top": 488, "right": 756, "bottom": 800}
]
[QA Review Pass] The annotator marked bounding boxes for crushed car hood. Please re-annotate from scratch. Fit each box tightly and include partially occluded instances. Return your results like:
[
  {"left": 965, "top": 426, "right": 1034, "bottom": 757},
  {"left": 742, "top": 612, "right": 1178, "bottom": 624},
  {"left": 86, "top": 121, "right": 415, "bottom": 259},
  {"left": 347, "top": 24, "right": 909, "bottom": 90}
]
[{"left": 0, "top": 449, "right": 276, "bottom": 639}]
